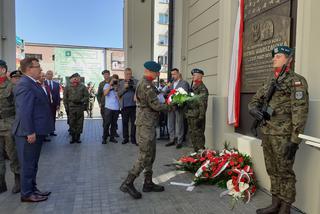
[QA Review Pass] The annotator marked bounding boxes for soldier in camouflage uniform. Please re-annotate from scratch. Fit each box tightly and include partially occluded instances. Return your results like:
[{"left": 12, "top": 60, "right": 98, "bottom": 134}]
[
  {"left": 248, "top": 46, "right": 309, "bottom": 214},
  {"left": 86, "top": 82, "right": 96, "bottom": 118},
  {"left": 120, "top": 61, "right": 172, "bottom": 199},
  {"left": 63, "top": 73, "right": 89, "bottom": 144},
  {"left": 185, "top": 68, "right": 209, "bottom": 152},
  {"left": 0, "top": 60, "right": 20, "bottom": 194}
]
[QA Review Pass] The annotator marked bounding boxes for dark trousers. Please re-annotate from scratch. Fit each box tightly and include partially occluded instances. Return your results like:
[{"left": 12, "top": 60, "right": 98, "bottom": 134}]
[
  {"left": 122, "top": 106, "right": 136, "bottom": 143},
  {"left": 50, "top": 105, "right": 57, "bottom": 131},
  {"left": 103, "top": 108, "right": 119, "bottom": 139},
  {"left": 15, "top": 135, "right": 44, "bottom": 197}
]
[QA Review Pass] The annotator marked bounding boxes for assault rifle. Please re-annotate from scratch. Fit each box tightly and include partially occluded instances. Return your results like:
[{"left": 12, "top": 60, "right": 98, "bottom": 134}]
[{"left": 250, "top": 50, "right": 294, "bottom": 136}]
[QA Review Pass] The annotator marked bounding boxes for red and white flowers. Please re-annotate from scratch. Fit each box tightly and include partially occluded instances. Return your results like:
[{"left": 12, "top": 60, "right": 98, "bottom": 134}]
[{"left": 174, "top": 147, "right": 257, "bottom": 206}]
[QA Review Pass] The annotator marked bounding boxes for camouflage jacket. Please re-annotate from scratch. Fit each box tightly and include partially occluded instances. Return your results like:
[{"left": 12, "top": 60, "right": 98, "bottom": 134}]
[
  {"left": 185, "top": 82, "right": 209, "bottom": 120},
  {"left": 97, "top": 80, "right": 108, "bottom": 106},
  {"left": 0, "top": 79, "right": 15, "bottom": 133},
  {"left": 135, "top": 77, "right": 170, "bottom": 127},
  {"left": 248, "top": 70, "right": 309, "bottom": 144},
  {"left": 63, "top": 83, "right": 89, "bottom": 109}
]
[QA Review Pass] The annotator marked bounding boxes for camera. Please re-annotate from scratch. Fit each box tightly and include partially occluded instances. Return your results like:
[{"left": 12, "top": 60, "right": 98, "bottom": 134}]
[
  {"left": 112, "top": 79, "right": 118, "bottom": 85},
  {"left": 128, "top": 79, "right": 134, "bottom": 87}
]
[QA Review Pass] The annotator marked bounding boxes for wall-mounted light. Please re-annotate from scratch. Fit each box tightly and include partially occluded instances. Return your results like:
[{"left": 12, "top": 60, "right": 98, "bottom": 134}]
[{"left": 1, "top": 36, "right": 7, "bottom": 40}]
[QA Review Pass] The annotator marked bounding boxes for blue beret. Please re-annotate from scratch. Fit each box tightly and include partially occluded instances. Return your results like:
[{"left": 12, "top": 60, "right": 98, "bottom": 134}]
[
  {"left": 144, "top": 61, "right": 161, "bottom": 72},
  {"left": 191, "top": 68, "right": 204, "bottom": 75},
  {"left": 272, "top": 46, "right": 292, "bottom": 58},
  {"left": 70, "top": 73, "right": 80, "bottom": 78}
]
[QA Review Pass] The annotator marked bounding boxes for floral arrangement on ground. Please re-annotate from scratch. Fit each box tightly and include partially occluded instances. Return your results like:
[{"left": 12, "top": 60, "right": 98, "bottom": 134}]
[{"left": 173, "top": 143, "right": 257, "bottom": 207}]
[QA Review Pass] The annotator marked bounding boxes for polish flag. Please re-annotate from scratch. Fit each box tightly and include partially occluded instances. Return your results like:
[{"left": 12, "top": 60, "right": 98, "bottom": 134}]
[{"left": 227, "top": 0, "right": 244, "bottom": 127}]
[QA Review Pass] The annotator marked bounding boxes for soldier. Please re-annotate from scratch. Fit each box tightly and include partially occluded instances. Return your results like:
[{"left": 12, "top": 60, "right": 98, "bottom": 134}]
[
  {"left": 86, "top": 82, "right": 96, "bottom": 118},
  {"left": 248, "top": 46, "right": 309, "bottom": 214},
  {"left": 9, "top": 70, "right": 23, "bottom": 85},
  {"left": 184, "top": 68, "right": 209, "bottom": 152},
  {"left": 63, "top": 73, "right": 89, "bottom": 144},
  {"left": 120, "top": 61, "right": 173, "bottom": 199},
  {"left": 0, "top": 60, "right": 20, "bottom": 194}
]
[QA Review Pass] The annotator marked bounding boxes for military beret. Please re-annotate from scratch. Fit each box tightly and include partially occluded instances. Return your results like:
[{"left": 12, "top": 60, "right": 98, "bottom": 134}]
[
  {"left": 272, "top": 46, "right": 293, "bottom": 58},
  {"left": 191, "top": 68, "right": 204, "bottom": 75},
  {"left": 10, "top": 70, "right": 22, "bottom": 78},
  {"left": 144, "top": 61, "right": 161, "bottom": 72},
  {"left": 70, "top": 73, "right": 80, "bottom": 79},
  {"left": 0, "top": 60, "right": 7, "bottom": 69},
  {"left": 101, "top": 69, "right": 110, "bottom": 75}
]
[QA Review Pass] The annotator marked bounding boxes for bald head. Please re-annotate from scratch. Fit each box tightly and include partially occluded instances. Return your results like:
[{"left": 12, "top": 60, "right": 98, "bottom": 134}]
[{"left": 46, "top": 70, "right": 54, "bottom": 80}]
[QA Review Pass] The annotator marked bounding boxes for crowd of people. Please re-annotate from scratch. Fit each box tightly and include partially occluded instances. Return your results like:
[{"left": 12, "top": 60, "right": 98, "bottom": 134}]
[{"left": 0, "top": 45, "right": 309, "bottom": 214}]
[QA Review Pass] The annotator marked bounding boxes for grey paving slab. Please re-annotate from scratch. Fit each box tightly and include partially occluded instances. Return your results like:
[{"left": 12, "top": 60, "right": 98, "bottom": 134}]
[{"left": 0, "top": 119, "right": 303, "bottom": 214}]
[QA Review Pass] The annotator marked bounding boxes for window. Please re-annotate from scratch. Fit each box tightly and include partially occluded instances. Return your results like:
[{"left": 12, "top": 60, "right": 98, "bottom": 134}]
[
  {"left": 159, "top": 0, "right": 169, "bottom": 3},
  {"left": 158, "top": 35, "right": 168, "bottom": 46},
  {"left": 25, "top": 53, "right": 43, "bottom": 60},
  {"left": 159, "top": 13, "right": 169, "bottom": 25},
  {"left": 158, "top": 55, "right": 168, "bottom": 65}
]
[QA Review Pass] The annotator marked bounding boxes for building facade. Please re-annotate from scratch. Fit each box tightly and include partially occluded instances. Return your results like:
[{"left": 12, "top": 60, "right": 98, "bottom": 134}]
[{"left": 124, "top": 1, "right": 320, "bottom": 213}]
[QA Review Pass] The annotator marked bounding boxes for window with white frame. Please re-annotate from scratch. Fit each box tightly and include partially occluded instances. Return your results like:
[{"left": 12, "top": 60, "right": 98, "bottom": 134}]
[
  {"left": 159, "top": 0, "right": 169, "bottom": 4},
  {"left": 158, "top": 35, "right": 168, "bottom": 45}
]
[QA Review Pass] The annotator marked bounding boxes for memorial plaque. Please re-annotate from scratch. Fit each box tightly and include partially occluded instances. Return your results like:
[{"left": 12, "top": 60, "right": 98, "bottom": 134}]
[
  {"left": 241, "top": 1, "right": 291, "bottom": 93},
  {"left": 244, "top": 0, "right": 289, "bottom": 20}
]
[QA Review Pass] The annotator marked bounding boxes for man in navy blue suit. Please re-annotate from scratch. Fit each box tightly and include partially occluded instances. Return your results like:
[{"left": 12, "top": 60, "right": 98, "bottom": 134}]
[
  {"left": 45, "top": 70, "right": 61, "bottom": 136},
  {"left": 13, "top": 57, "right": 54, "bottom": 202}
]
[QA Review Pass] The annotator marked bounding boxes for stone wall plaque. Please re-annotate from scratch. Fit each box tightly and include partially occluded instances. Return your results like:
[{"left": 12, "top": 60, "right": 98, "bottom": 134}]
[{"left": 241, "top": 1, "right": 291, "bottom": 93}]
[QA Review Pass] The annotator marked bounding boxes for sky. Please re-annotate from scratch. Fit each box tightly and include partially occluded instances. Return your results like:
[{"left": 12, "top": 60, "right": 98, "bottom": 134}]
[{"left": 16, "top": 0, "right": 124, "bottom": 48}]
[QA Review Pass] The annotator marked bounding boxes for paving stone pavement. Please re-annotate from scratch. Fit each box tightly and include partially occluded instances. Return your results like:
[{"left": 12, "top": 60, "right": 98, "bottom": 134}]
[{"left": 0, "top": 119, "right": 303, "bottom": 214}]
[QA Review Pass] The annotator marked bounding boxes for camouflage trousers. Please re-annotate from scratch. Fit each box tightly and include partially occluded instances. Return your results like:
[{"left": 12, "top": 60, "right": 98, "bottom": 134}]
[
  {"left": 0, "top": 134, "right": 20, "bottom": 176},
  {"left": 68, "top": 108, "right": 84, "bottom": 134},
  {"left": 262, "top": 134, "right": 296, "bottom": 203},
  {"left": 187, "top": 118, "right": 206, "bottom": 152},
  {"left": 129, "top": 125, "right": 156, "bottom": 177}
]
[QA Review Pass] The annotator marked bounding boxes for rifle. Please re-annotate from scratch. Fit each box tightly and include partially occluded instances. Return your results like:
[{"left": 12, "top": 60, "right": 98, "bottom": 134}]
[{"left": 250, "top": 50, "right": 295, "bottom": 137}]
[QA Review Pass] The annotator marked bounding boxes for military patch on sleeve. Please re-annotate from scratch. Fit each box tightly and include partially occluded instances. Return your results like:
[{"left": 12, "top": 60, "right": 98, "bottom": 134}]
[
  {"left": 147, "top": 85, "right": 151, "bottom": 89},
  {"left": 294, "top": 81, "right": 302, "bottom": 87},
  {"left": 295, "top": 91, "right": 304, "bottom": 100}
]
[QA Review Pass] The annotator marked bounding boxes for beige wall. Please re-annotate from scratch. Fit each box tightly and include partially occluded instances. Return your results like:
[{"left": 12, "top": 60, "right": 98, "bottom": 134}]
[
  {"left": 176, "top": 0, "right": 320, "bottom": 213},
  {"left": 124, "top": 0, "right": 153, "bottom": 80},
  {"left": 0, "top": 0, "right": 16, "bottom": 71},
  {"left": 24, "top": 45, "right": 55, "bottom": 73}
]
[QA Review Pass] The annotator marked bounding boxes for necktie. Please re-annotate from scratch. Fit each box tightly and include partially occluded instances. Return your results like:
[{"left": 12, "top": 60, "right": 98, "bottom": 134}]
[{"left": 50, "top": 80, "right": 53, "bottom": 90}]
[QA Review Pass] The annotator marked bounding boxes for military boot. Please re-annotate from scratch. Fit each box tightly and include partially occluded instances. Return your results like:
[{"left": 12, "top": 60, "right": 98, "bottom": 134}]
[
  {"left": 0, "top": 175, "right": 7, "bottom": 193},
  {"left": 143, "top": 174, "right": 164, "bottom": 192},
  {"left": 120, "top": 173, "right": 142, "bottom": 199},
  {"left": 70, "top": 134, "right": 75, "bottom": 144},
  {"left": 76, "top": 134, "right": 82, "bottom": 144},
  {"left": 278, "top": 201, "right": 291, "bottom": 214},
  {"left": 256, "top": 195, "right": 281, "bottom": 214},
  {"left": 12, "top": 173, "right": 21, "bottom": 194}
]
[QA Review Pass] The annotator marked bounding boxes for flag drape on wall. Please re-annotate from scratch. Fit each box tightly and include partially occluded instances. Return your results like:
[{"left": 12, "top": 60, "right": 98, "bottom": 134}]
[{"left": 227, "top": 0, "right": 244, "bottom": 127}]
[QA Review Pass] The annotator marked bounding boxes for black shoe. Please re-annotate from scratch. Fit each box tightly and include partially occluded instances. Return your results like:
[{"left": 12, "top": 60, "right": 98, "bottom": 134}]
[
  {"left": 122, "top": 140, "right": 129, "bottom": 144},
  {"left": 110, "top": 138, "right": 118, "bottom": 143},
  {"left": 76, "top": 134, "right": 82, "bottom": 144},
  {"left": 115, "top": 133, "right": 120, "bottom": 138},
  {"left": 50, "top": 132, "right": 57, "bottom": 136},
  {"left": 131, "top": 141, "right": 138, "bottom": 146},
  {"left": 176, "top": 144, "right": 182, "bottom": 149},
  {"left": 102, "top": 139, "right": 107, "bottom": 144},
  {"left": 165, "top": 142, "right": 175, "bottom": 147}
]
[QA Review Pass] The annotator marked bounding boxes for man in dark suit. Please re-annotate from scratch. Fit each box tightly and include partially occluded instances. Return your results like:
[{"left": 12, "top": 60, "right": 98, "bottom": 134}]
[
  {"left": 13, "top": 58, "right": 54, "bottom": 202},
  {"left": 164, "top": 68, "right": 190, "bottom": 148},
  {"left": 45, "top": 70, "right": 61, "bottom": 136}
]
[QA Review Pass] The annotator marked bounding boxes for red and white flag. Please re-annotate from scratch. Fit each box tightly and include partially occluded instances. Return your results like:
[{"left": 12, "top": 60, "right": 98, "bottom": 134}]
[{"left": 227, "top": 0, "right": 244, "bottom": 127}]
